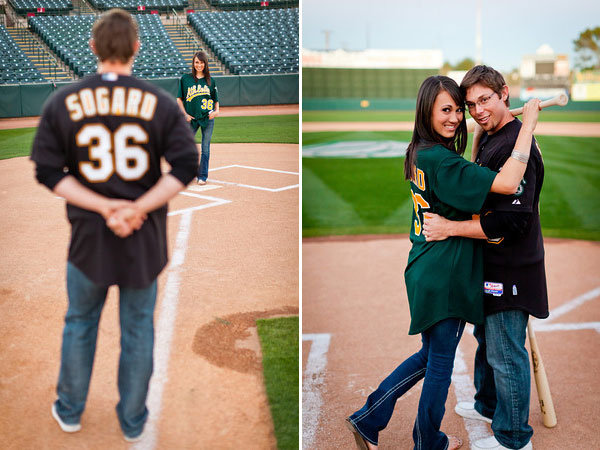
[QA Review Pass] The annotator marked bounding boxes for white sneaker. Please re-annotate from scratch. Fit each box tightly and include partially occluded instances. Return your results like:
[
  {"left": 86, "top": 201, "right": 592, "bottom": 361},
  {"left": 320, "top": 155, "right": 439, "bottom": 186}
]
[
  {"left": 454, "top": 401, "right": 492, "bottom": 423},
  {"left": 472, "top": 436, "right": 532, "bottom": 450},
  {"left": 51, "top": 403, "right": 81, "bottom": 433},
  {"left": 124, "top": 432, "right": 143, "bottom": 443}
]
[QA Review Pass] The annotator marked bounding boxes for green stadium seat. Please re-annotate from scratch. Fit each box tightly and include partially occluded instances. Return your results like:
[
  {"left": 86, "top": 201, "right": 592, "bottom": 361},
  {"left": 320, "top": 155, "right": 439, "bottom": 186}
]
[{"left": 188, "top": 8, "right": 297, "bottom": 75}]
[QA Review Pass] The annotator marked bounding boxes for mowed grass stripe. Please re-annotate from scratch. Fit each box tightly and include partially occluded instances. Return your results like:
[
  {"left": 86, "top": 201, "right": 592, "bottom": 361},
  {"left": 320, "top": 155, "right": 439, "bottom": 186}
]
[
  {"left": 302, "top": 133, "right": 600, "bottom": 240},
  {"left": 538, "top": 135, "right": 600, "bottom": 169},
  {"left": 304, "top": 157, "right": 406, "bottom": 225},
  {"left": 303, "top": 130, "right": 413, "bottom": 147},
  {"left": 383, "top": 195, "right": 415, "bottom": 227},
  {"left": 302, "top": 164, "right": 363, "bottom": 230},
  {"left": 545, "top": 170, "right": 599, "bottom": 230},
  {"left": 0, "top": 128, "right": 37, "bottom": 160}
]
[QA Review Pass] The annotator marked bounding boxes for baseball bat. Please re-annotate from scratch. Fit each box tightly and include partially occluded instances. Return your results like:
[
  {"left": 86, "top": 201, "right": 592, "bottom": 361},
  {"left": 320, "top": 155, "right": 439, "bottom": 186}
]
[
  {"left": 527, "top": 321, "right": 557, "bottom": 428},
  {"left": 466, "top": 93, "right": 569, "bottom": 133}
]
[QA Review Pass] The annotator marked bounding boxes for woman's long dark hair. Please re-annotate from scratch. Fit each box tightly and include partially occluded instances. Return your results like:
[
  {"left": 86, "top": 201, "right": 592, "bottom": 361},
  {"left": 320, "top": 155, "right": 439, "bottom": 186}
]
[
  {"left": 403, "top": 75, "right": 467, "bottom": 180},
  {"left": 192, "top": 50, "right": 211, "bottom": 86}
]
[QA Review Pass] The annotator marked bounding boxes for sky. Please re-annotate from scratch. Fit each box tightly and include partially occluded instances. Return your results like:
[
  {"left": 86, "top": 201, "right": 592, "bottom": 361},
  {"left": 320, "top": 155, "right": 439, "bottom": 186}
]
[{"left": 301, "top": 0, "right": 600, "bottom": 72}]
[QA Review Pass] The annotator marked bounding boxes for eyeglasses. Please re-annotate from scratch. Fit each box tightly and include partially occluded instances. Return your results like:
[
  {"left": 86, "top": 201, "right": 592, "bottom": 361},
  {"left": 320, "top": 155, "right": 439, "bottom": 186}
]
[{"left": 465, "top": 92, "right": 498, "bottom": 110}]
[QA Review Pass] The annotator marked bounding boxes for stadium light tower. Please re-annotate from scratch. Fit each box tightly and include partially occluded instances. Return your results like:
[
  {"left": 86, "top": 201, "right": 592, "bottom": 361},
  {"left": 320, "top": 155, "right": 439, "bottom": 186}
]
[
  {"left": 475, "top": 0, "right": 482, "bottom": 64},
  {"left": 322, "top": 30, "right": 332, "bottom": 51}
]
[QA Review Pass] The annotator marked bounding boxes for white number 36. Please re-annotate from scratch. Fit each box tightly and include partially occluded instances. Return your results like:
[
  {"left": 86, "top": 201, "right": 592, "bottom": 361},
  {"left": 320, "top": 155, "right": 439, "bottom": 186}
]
[{"left": 77, "top": 123, "right": 149, "bottom": 182}]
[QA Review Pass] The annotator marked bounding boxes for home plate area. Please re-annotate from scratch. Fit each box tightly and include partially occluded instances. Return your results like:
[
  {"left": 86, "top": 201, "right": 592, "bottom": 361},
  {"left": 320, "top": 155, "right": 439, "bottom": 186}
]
[
  {"left": 169, "top": 164, "right": 299, "bottom": 216},
  {"left": 208, "top": 164, "right": 299, "bottom": 192}
]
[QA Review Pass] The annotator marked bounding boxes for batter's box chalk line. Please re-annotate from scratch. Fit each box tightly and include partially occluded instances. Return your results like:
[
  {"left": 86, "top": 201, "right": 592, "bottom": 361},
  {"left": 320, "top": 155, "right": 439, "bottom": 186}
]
[
  {"left": 302, "top": 333, "right": 331, "bottom": 450},
  {"left": 208, "top": 164, "right": 299, "bottom": 192},
  {"left": 168, "top": 191, "right": 231, "bottom": 217},
  {"left": 187, "top": 184, "right": 222, "bottom": 192}
]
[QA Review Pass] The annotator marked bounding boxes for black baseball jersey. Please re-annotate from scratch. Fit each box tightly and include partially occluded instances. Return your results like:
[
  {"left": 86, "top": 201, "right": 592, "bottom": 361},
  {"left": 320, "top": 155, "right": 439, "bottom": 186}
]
[
  {"left": 31, "top": 73, "right": 198, "bottom": 288},
  {"left": 476, "top": 118, "right": 548, "bottom": 318}
]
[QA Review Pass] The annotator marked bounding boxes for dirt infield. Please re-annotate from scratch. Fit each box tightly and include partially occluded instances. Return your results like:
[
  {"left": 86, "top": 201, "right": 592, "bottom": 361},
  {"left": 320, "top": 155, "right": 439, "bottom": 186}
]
[
  {"left": 303, "top": 121, "right": 600, "bottom": 137},
  {"left": 0, "top": 104, "right": 299, "bottom": 130},
  {"left": 302, "top": 236, "right": 600, "bottom": 449},
  {"left": 0, "top": 143, "right": 298, "bottom": 449}
]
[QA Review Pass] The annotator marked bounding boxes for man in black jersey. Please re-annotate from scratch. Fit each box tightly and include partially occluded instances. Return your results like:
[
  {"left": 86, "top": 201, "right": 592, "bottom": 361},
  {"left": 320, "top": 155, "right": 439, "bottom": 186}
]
[
  {"left": 30, "top": 9, "right": 198, "bottom": 442},
  {"left": 422, "top": 65, "right": 548, "bottom": 450}
]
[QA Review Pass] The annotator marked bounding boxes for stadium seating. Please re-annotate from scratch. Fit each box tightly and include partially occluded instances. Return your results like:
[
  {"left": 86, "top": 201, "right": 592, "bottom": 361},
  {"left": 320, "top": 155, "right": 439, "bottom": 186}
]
[
  {"left": 28, "top": 15, "right": 188, "bottom": 78},
  {"left": 8, "top": 0, "right": 73, "bottom": 16},
  {"left": 0, "top": 25, "right": 45, "bottom": 84},
  {"left": 208, "top": 0, "right": 298, "bottom": 10},
  {"left": 188, "top": 8, "right": 298, "bottom": 75},
  {"left": 86, "top": 0, "right": 188, "bottom": 13}
]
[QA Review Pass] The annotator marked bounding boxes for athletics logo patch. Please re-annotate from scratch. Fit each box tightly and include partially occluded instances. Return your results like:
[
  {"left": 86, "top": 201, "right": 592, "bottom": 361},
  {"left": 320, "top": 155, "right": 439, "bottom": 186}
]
[
  {"left": 484, "top": 281, "right": 503, "bottom": 297},
  {"left": 515, "top": 178, "right": 526, "bottom": 197}
]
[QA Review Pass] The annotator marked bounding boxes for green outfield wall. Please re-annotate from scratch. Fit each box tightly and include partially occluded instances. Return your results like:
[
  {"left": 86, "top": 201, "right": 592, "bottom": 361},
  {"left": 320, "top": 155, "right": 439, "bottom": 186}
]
[
  {"left": 302, "top": 67, "right": 438, "bottom": 99},
  {"left": 0, "top": 73, "right": 299, "bottom": 118},
  {"left": 302, "top": 67, "right": 600, "bottom": 111},
  {"left": 303, "top": 97, "right": 600, "bottom": 111}
]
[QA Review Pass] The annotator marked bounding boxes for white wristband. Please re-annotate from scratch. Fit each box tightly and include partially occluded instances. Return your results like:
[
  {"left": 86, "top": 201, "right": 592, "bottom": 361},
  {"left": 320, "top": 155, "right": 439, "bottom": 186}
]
[{"left": 511, "top": 150, "right": 529, "bottom": 164}]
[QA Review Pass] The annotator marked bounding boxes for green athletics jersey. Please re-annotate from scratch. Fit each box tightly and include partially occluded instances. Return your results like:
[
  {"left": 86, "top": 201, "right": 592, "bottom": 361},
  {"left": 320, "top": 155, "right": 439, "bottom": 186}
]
[
  {"left": 177, "top": 74, "right": 219, "bottom": 128},
  {"left": 404, "top": 144, "right": 497, "bottom": 335}
]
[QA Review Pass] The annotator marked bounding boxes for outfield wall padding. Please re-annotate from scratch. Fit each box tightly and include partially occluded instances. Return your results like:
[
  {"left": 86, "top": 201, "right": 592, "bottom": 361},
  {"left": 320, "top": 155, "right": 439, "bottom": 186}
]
[
  {"left": 20, "top": 84, "right": 54, "bottom": 116},
  {"left": 0, "top": 85, "right": 22, "bottom": 117},
  {"left": 239, "top": 75, "right": 271, "bottom": 105},
  {"left": 271, "top": 73, "right": 299, "bottom": 104},
  {"left": 303, "top": 68, "right": 438, "bottom": 99},
  {"left": 303, "top": 97, "right": 600, "bottom": 112},
  {"left": 0, "top": 74, "right": 299, "bottom": 118}
]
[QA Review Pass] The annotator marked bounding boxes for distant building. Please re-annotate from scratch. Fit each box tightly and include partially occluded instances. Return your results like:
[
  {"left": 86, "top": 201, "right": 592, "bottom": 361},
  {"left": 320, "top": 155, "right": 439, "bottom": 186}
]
[
  {"left": 571, "top": 70, "right": 600, "bottom": 101},
  {"left": 519, "top": 44, "right": 569, "bottom": 100},
  {"left": 302, "top": 49, "right": 443, "bottom": 69}
]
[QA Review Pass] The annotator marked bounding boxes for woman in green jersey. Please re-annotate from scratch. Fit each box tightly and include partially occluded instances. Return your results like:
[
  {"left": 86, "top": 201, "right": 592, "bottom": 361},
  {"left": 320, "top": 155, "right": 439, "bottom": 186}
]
[
  {"left": 345, "top": 76, "right": 540, "bottom": 450},
  {"left": 177, "top": 51, "right": 219, "bottom": 185}
]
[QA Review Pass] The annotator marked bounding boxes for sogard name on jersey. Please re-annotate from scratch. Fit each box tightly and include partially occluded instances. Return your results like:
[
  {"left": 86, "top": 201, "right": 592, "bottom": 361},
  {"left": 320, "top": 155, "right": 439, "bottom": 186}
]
[
  {"left": 410, "top": 167, "right": 430, "bottom": 236},
  {"left": 186, "top": 84, "right": 211, "bottom": 102},
  {"left": 65, "top": 87, "right": 157, "bottom": 122}
]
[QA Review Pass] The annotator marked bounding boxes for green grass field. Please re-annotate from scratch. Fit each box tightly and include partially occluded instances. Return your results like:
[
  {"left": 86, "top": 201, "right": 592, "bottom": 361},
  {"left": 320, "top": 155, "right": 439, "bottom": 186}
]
[
  {"left": 210, "top": 114, "right": 298, "bottom": 144},
  {"left": 0, "top": 114, "right": 299, "bottom": 160},
  {"left": 0, "top": 128, "right": 38, "bottom": 160},
  {"left": 257, "top": 316, "right": 299, "bottom": 450},
  {"left": 303, "top": 132, "right": 600, "bottom": 241},
  {"left": 303, "top": 110, "right": 600, "bottom": 123}
]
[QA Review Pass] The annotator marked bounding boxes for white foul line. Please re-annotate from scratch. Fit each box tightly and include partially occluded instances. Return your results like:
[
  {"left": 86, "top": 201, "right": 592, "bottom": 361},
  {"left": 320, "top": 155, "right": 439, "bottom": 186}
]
[
  {"left": 207, "top": 164, "right": 299, "bottom": 192},
  {"left": 131, "top": 211, "right": 193, "bottom": 450},
  {"left": 534, "top": 286, "right": 600, "bottom": 324},
  {"left": 302, "top": 333, "right": 331, "bottom": 450},
  {"left": 210, "top": 164, "right": 299, "bottom": 176},
  {"left": 208, "top": 178, "right": 299, "bottom": 192},
  {"left": 451, "top": 343, "right": 492, "bottom": 445},
  {"left": 532, "top": 321, "right": 600, "bottom": 332}
]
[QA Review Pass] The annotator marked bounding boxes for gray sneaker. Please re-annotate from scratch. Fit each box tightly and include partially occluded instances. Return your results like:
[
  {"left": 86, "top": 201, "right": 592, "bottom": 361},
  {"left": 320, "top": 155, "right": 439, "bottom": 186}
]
[{"left": 454, "top": 401, "right": 492, "bottom": 424}]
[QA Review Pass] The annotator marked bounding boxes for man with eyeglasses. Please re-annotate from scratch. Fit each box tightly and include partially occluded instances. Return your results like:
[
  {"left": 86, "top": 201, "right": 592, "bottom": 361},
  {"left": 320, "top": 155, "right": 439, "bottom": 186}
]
[{"left": 422, "top": 65, "right": 548, "bottom": 450}]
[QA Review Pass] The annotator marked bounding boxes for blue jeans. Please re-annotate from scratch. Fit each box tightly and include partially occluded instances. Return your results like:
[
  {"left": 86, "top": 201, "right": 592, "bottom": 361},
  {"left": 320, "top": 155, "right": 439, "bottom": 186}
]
[
  {"left": 349, "top": 318, "right": 465, "bottom": 450},
  {"left": 191, "top": 118, "right": 214, "bottom": 181},
  {"left": 473, "top": 310, "right": 533, "bottom": 449},
  {"left": 54, "top": 262, "right": 157, "bottom": 438}
]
